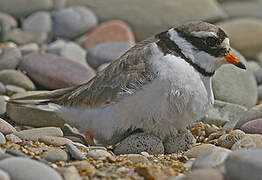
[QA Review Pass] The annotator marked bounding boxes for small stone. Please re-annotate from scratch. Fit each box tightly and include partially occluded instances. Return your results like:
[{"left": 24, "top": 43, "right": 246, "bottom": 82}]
[
  {"left": 126, "top": 154, "right": 149, "bottom": 164},
  {"left": 135, "top": 165, "right": 175, "bottom": 180},
  {"left": 19, "top": 43, "right": 39, "bottom": 55},
  {"left": 217, "top": 130, "right": 245, "bottom": 149},
  {"left": 63, "top": 166, "right": 81, "bottom": 180},
  {"left": 192, "top": 147, "right": 231, "bottom": 169},
  {"left": 0, "top": 157, "right": 63, "bottom": 180},
  {"left": 5, "top": 149, "right": 27, "bottom": 158},
  {"left": 86, "top": 42, "right": 132, "bottom": 69},
  {"left": 140, "top": 152, "right": 150, "bottom": 158},
  {"left": 0, "top": 131, "right": 6, "bottom": 144},
  {"left": 0, "top": 47, "right": 21, "bottom": 71},
  {"left": 114, "top": 133, "right": 164, "bottom": 155},
  {"left": 39, "top": 136, "right": 72, "bottom": 146},
  {"left": 41, "top": 148, "right": 69, "bottom": 162},
  {"left": 86, "top": 149, "right": 113, "bottom": 159},
  {"left": 241, "top": 118, "right": 262, "bottom": 134},
  {"left": 0, "top": 96, "right": 8, "bottom": 115},
  {"left": 182, "top": 169, "right": 224, "bottom": 180},
  {"left": 184, "top": 144, "right": 216, "bottom": 158},
  {"left": 0, "top": 118, "right": 16, "bottom": 135},
  {"left": 5, "top": 85, "right": 26, "bottom": 96},
  {"left": 0, "top": 11, "right": 17, "bottom": 27},
  {"left": 5, "top": 134, "right": 22, "bottom": 143},
  {"left": 0, "top": 169, "right": 10, "bottom": 180},
  {"left": 0, "top": 70, "right": 35, "bottom": 90},
  {"left": 52, "top": 6, "right": 97, "bottom": 39},
  {"left": 231, "top": 134, "right": 262, "bottom": 150},
  {"left": 65, "top": 143, "right": 86, "bottom": 160},
  {"left": 83, "top": 20, "right": 135, "bottom": 50},
  {"left": 13, "top": 127, "right": 63, "bottom": 141},
  {"left": 70, "top": 161, "right": 96, "bottom": 176},
  {"left": 225, "top": 149, "right": 262, "bottom": 180}
]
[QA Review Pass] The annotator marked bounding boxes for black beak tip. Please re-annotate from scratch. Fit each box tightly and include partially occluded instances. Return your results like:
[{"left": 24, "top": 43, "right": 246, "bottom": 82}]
[{"left": 236, "top": 61, "right": 246, "bottom": 70}]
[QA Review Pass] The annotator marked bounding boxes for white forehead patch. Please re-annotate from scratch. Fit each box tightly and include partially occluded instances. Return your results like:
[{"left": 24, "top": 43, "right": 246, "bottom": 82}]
[
  {"left": 221, "top": 37, "right": 230, "bottom": 51},
  {"left": 191, "top": 31, "right": 217, "bottom": 38}
]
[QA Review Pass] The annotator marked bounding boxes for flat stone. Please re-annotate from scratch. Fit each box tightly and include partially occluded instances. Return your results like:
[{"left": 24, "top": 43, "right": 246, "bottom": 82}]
[
  {"left": 192, "top": 147, "right": 231, "bottom": 169},
  {"left": 225, "top": 149, "right": 262, "bottom": 180},
  {"left": 182, "top": 169, "right": 224, "bottom": 180},
  {"left": 86, "top": 42, "right": 132, "bottom": 68},
  {"left": 163, "top": 129, "right": 196, "bottom": 154},
  {"left": 0, "top": 47, "right": 21, "bottom": 70},
  {"left": 5, "top": 134, "right": 22, "bottom": 143},
  {"left": 240, "top": 118, "right": 262, "bottom": 134},
  {"left": 212, "top": 49, "right": 257, "bottom": 108},
  {"left": 63, "top": 166, "right": 81, "bottom": 180},
  {"left": 0, "top": 169, "right": 10, "bottom": 180},
  {"left": 20, "top": 53, "right": 96, "bottom": 89},
  {"left": 0, "top": 157, "right": 63, "bottom": 180},
  {"left": 22, "top": 11, "right": 51, "bottom": 34},
  {"left": 184, "top": 144, "right": 216, "bottom": 158},
  {"left": 52, "top": 6, "right": 97, "bottom": 39},
  {"left": 0, "top": 11, "right": 17, "bottom": 27},
  {"left": 86, "top": 149, "right": 113, "bottom": 159},
  {"left": 232, "top": 134, "right": 262, "bottom": 150},
  {"left": 13, "top": 127, "right": 63, "bottom": 141},
  {"left": 41, "top": 148, "right": 68, "bottom": 162},
  {"left": 65, "top": 143, "right": 86, "bottom": 160},
  {"left": 0, "top": 132, "right": 6, "bottom": 144},
  {"left": 217, "top": 18, "right": 262, "bottom": 58},
  {"left": 114, "top": 133, "right": 164, "bottom": 155},
  {"left": 19, "top": 43, "right": 39, "bottom": 55},
  {"left": 5, "top": 85, "right": 26, "bottom": 96},
  {"left": 0, "top": 118, "right": 16, "bottom": 135},
  {"left": 126, "top": 154, "right": 149, "bottom": 164},
  {"left": 39, "top": 136, "right": 72, "bottom": 146},
  {"left": 66, "top": 0, "right": 227, "bottom": 41},
  {"left": 83, "top": 20, "right": 135, "bottom": 50},
  {"left": 0, "top": 70, "right": 35, "bottom": 90}
]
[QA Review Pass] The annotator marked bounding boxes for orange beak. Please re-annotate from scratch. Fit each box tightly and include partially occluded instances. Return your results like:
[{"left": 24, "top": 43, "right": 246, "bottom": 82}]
[{"left": 224, "top": 50, "right": 246, "bottom": 69}]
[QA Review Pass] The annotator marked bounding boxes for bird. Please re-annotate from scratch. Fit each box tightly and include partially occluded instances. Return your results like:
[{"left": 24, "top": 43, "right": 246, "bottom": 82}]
[{"left": 9, "top": 21, "right": 246, "bottom": 146}]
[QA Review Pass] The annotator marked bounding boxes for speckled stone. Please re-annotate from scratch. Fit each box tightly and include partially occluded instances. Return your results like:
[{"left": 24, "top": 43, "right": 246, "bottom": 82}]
[
  {"left": 63, "top": 166, "right": 81, "bottom": 180},
  {"left": 5, "top": 134, "right": 22, "bottom": 143},
  {"left": 184, "top": 144, "right": 216, "bottom": 158},
  {"left": 0, "top": 131, "right": 6, "bottom": 144},
  {"left": 39, "top": 136, "right": 72, "bottom": 146},
  {"left": 41, "top": 148, "right": 69, "bottom": 162},
  {"left": 231, "top": 134, "right": 262, "bottom": 150},
  {"left": 0, "top": 118, "right": 16, "bottom": 135},
  {"left": 86, "top": 149, "right": 113, "bottom": 159},
  {"left": 126, "top": 154, "right": 149, "bottom": 164}
]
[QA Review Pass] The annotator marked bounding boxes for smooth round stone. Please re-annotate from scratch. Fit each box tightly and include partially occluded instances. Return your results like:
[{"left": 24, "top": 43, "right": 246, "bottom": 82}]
[
  {"left": 0, "top": 132, "right": 6, "bottom": 144},
  {"left": 0, "top": 157, "right": 63, "bottom": 180},
  {"left": 240, "top": 118, "right": 262, "bottom": 134},
  {"left": 22, "top": 11, "right": 51, "bottom": 34},
  {"left": 13, "top": 127, "right": 63, "bottom": 141},
  {"left": 0, "top": 11, "right": 17, "bottom": 27},
  {"left": 86, "top": 42, "right": 132, "bottom": 68},
  {"left": 231, "top": 134, "right": 262, "bottom": 150},
  {"left": 184, "top": 144, "right": 216, "bottom": 158},
  {"left": 7, "top": 91, "right": 65, "bottom": 127},
  {"left": 5, "top": 149, "right": 27, "bottom": 158},
  {"left": 182, "top": 169, "right": 224, "bottom": 180},
  {"left": 217, "top": 130, "right": 245, "bottom": 149},
  {"left": 217, "top": 18, "right": 262, "bottom": 58},
  {"left": 163, "top": 129, "right": 196, "bottom": 154},
  {"left": 63, "top": 166, "right": 81, "bottom": 180},
  {"left": 5, "top": 134, "right": 22, "bottom": 143},
  {"left": 0, "top": 47, "right": 21, "bottom": 70},
  {"left": 192, "top": 147, "right": 231, "bottom": 169},
  {"left": 0, "top": 169, "right": 10, "bottom": 180},
  {"left": 5, "top": 85, "right": 26, "bottom": 96},
  {"left": 225, "top": 149, "right": 262, "bottom": 180},
  {"left": 20, "top": 53, "right": 96, "bottom": 89},
  {"left": 212, "top": 49, "right": 257, "bottom": 108},
  {"left": 66, "top": 0, "right": 226, "bottom": 41},
  {"left": 86, "top": 149, "right": 113, "bottom": 159},
  {"left": 0, "top": 19, "right": 11, "bottom": 42},
  {"left": 247, "top": 61, "right": 261, "bottom": 73},
  {"left": 83, "top": 20, "right": 135, "bottom": 50},
  {"left": 19, "top": 43, "right": 39, "bottom": 55},
  {"left": 0, "top": 70, "right": 35, "bottom": 90},
  {"left": 65, "top": 143, "right": 86, "bottom": 160},
  {"left": 52, "top": 6, "right": 97, "bottom": 39},
  {"left": 126, "top": 154, "right": 149, "bottom": 164},
  {"left": 114, "top": 133, "right": 164, "bottom": 155},
  {"left": 41, "top": 148, "right": 69, "bottom": 162},
  {"left": 39, "top": 136, "right": 72, "bottom": 146},
  {"left": 0, "top": 118, "right": 16, "bottom": 135},
  {"left": 258, "top": 85, "right": 262, "bottom": 101}
]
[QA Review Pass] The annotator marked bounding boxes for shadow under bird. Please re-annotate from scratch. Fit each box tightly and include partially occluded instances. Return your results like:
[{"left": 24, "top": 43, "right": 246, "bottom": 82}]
[{"left": 8, "top": 21, "right": 246, "bottom": 146}]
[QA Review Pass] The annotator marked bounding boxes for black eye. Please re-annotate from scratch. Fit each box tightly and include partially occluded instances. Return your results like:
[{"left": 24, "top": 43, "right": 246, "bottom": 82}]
[{"left": 206, "top": 37, "right": 218, "bottom": 47}]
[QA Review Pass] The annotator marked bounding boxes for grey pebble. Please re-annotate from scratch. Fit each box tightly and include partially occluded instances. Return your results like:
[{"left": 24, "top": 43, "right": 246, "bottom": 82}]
[
  {"left": 0, "top": 132, "right": 6, "bottom": 144},
  {"left": 63, "top": 166, "right": 81, "bottom": 180},
  {"left": 86, "top": 149, "right": 113, "bottom": 159},
  {"left": 65, "top": 143, "right": 86, "bottom": 160},
  {"left": 41, "top": 148, "right": 69, "bottom": 162},
  {"left": 5, "top": 134, "right": 22, "bottom": 143}
]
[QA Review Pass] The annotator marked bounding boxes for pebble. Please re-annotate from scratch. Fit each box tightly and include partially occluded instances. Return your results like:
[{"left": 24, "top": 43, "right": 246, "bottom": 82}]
[
  {"left": 240, "top": 118, "right": 262, "bottom": 134},
  {"left": 5, "top": 85, "right": 26, "bottom": 96},
  {"left": 0, "top": 11, "right": 17, "bottom": 27},
  {"left": 20, "top": 53, "right": 96, "bottom": 89},
  {"left": 184, "top": 144, "right": 216, "bottom": 158},
  {"left": 0, "top": 70, "right": 35, "bottom": 90},
  {"left": 13, "top": 127, "right": 63, "bottom": 141},
  {"left": 52, "top": 6, "right": 97, "bottom": 39},
  {"left": 19, "top": 43, "right": 39, "bottom": 55},
  {"left": 5, "top": 149, "right": 27, "bottom": 158},
  {"left": 192, "top": 147, "right": 231, "bottom": 169},
  {"left": 86, "top": 149, "right": 113, "bottom": 159},
  {"left": 0, "top": 150, "right": 12, "bottom": 160},
  {"left": 0, "top": 169, "right": 10, "bottom": 180},
  {"left": 181, "top": 168, "right": 224, "bottom": 180},
  {"left": 126, "top": 154, "right": 149, "bottom": 164},
  {"left": 83, "top": 20, "right": 135, "bottom": 50},
  {"left": 7, "top": 91, "right": 65, "bottom": 127},
  {"left": 0, "top": 118, "right": 16, "bottom": 135},
  {"left": 41, "top": 148, "right": 69, "bottom": 162},
  {"left": 63, "top": 166, "right": 81, "bottom": 180},
  {"left": 163, "top": 129, "right": 196, "bottom": 154},
  {"left": 0, "top": 47, "right": 21, "bottom": 70},
  {"left": 0, "top": 132, "right": 6, "bottom": 144},
  {"left": 86, "top": 42, "right": 132, "bottom": 68},
  {"left": 217, "top": 130, "right": 245, "bottom": 149},
  {"left": 62, "top": 124, "right": 87, "bottom": 145},
  {"left": 0, "top": 19, "right": 11, "bottom": 42},
  {"left": 236, "top": 104, "right": 262, "bottom": 128},
  {"left": 5, "top": 134, "right": 22, "bottom": 143},
  {"left": 0, "top": 157, "right": 63, "bottom": 180},
  {"left": 22, "top": 11, "right": 52, "bottom": 34},
  {"left": 212, "top": 49, "right": 257, "bottom": 108},
  {"left": 65, "top": 143, "right": 86, "bottom": 160},
  {"left": 39, "top": 136, "right": 72, "bottom": 146},
  {"left": 231, "top": 134, "right": 262, "bottom": 150},
  {"left": 225, "top": 149, "right": 262, "bottom": 180},
  {"left": 114, "top": 133, "right": 164, "bottom": 155}
]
